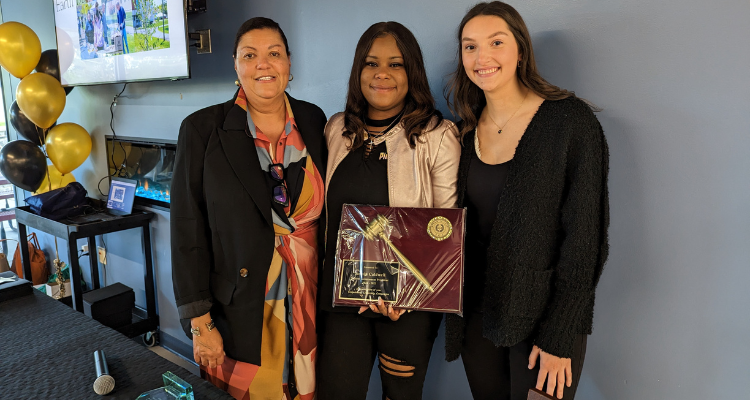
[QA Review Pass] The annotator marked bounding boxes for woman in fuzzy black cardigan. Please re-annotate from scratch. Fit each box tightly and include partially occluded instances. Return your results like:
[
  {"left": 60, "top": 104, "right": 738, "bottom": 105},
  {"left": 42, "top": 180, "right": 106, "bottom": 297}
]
[{"left": 443, "top": 2, "right": 609, "bottom": 400}]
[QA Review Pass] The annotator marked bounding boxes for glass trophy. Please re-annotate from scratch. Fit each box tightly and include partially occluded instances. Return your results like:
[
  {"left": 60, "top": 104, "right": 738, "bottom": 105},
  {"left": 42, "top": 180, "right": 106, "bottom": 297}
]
[{"left": 136, "top": 371, "right": 194, "bottom": 400}]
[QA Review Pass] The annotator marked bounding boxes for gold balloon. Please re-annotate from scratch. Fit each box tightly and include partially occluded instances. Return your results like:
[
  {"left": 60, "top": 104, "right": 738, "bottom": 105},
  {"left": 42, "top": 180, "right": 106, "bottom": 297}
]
[
  {"left": 34, "top": 164, "right": 76, "bottom": 195},
  {"left": 0, "top": 22, "right": 41, "bottom": 78},
  {"left": 45, "top": 123, "right": 92, "bottom": 175},
  {"left": 16, "top": 73, "right": 66, "bottom": 129}
]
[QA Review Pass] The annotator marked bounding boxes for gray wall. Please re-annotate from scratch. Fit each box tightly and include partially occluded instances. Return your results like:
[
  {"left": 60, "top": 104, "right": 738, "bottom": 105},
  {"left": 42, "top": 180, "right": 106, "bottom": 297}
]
[{"left": 2, "top": 0, "right": 749, "bottom": 399}]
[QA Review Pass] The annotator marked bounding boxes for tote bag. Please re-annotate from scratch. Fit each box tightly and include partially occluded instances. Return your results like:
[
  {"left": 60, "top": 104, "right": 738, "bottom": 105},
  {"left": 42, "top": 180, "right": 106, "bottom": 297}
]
[{"left": 10, "top": 233, "right": 48, "bottom": 284}]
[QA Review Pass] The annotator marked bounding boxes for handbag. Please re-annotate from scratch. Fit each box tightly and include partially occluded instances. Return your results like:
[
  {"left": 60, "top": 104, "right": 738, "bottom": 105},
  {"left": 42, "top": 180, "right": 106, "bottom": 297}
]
[
  {"left": 0, "top": 252, "right": 10, "bottom": 273},
  {"left": 10, "top": 233, "right": 48, "bottom": 285},
  {"left": 0, "top": 238, "right": 19, "bottom": 273},
  {"left": 24, "top": 182, "right": 88, "bottom": 220}
]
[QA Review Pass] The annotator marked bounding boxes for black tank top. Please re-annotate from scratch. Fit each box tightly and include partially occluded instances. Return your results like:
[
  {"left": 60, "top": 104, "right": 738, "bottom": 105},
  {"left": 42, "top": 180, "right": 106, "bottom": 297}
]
[{"left": 464, "top": 145, "right": 511, "bottom": 312}]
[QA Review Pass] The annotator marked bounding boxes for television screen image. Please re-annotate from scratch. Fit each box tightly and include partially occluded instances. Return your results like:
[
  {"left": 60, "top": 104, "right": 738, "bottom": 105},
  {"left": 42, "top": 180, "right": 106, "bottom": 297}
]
[{"left": 54, "top": 0, "right": 189, "bottom": 86}]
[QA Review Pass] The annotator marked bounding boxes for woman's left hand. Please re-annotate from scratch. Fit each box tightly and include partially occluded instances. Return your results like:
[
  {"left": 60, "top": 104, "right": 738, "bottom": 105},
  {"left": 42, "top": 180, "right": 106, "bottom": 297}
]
[
  {"left": 528, "top": 345, "right": 572, "bottom": 399},
  {"left": 359, "top": 297, "right": 406, "bottom": 321}
]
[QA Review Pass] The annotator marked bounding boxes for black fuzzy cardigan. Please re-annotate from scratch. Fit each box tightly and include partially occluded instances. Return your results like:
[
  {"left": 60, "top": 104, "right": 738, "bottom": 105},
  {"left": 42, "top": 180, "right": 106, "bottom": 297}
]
[{"left": 445, "top": 97, "right": 610, "bottom": 360}]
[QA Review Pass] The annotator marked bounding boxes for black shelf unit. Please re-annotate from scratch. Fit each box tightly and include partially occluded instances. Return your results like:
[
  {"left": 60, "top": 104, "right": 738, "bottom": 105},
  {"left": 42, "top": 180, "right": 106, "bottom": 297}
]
[{"left": 14, "top": 199, "right": 158, "bottom": 340}]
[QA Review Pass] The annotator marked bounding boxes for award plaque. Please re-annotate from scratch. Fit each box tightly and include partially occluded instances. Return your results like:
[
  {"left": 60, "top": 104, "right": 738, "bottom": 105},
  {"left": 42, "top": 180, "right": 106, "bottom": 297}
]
[{"left": 333, "top": 205, "right": 466, "bottom": 314}]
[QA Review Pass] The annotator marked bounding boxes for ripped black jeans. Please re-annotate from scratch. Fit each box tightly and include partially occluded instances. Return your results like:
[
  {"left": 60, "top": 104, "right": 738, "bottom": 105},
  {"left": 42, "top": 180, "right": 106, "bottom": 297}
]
[{"left": 318, "top": 310, "right": 442, "bottom": 400}]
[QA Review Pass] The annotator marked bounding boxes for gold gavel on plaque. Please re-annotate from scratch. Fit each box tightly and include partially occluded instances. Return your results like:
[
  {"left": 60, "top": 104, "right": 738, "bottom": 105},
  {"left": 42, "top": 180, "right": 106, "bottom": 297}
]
[{"left": 363, "top": 214, "right": 435, "bottom": 292}]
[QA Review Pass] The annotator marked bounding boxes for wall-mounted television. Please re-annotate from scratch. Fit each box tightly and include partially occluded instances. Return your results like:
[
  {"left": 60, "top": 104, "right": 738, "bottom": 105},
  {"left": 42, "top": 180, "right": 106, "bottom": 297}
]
[{"left": 53, "top": 0, "right": 190, "bottom": 86}]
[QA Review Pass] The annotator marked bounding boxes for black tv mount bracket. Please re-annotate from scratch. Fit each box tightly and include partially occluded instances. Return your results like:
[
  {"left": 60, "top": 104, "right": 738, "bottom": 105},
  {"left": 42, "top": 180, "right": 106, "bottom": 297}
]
[
  {"left": 189, "top": 29, "right": 211, "bottom": 54},
  {"left": 187, "top": 0, "right": 207, "bottom": 14}
]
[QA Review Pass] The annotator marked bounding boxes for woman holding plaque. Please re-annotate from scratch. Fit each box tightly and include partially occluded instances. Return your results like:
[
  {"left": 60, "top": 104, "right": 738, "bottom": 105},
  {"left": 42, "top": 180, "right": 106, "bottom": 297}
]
[
  {"left": 171, "top": 17, "right": 327, "bottom": 400},
  {"left": 443, "top": 2, "right": 609, "bottom": 400},
  {"left": 318, "top": 22, "right": 460, "bottom": 400}
]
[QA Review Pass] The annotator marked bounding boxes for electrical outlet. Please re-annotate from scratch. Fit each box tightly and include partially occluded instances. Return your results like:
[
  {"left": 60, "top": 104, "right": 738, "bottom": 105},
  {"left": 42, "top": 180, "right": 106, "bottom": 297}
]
[
  {"left": 82, "top": 244, "right": 89, "bottom": 252},
  {"left": 97, "top": 247, "right": 107, "bottom": 265}
]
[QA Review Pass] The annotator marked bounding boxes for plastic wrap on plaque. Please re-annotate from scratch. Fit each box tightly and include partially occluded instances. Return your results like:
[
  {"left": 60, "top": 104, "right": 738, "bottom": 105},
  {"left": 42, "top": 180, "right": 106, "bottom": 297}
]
[{"left": 333, "top": 205, "right": 465, "bottom": 315}]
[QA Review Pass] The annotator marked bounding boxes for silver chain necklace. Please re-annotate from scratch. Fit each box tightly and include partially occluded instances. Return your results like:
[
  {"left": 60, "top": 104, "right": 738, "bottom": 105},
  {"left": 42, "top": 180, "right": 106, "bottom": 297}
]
[{"left": 365, "top": 108, "right": 405, "bottom": 155}]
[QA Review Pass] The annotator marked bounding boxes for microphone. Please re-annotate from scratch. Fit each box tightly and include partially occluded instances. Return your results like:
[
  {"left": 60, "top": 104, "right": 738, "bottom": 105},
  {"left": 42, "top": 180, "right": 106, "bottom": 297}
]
[{"left": 93, "top": 350, "right": 115, "bottom": 395}]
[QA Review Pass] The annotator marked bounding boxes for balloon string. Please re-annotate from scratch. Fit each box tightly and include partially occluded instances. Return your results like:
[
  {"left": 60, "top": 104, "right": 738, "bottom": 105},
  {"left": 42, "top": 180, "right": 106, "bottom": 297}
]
[
  {"left": 36, "top": 125, "right": 45, "bottom": 149},
  {"left": 45, "top": 166, "right": 52, "bottom": 192},
  {"left": 36, "top": 127, "right": 50, "bottom": 160},
  {"left": 41, "top": 127, "right": 52, "bottom": 193}
]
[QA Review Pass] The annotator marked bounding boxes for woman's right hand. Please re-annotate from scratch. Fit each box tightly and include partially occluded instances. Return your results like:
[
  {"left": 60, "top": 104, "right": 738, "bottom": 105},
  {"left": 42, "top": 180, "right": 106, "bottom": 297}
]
[
  {"left": 359, "top": 297, "right": 406, "bottom": 321},
  {"left": 191, "top": 313, "right": 225, "bottom": 368}
]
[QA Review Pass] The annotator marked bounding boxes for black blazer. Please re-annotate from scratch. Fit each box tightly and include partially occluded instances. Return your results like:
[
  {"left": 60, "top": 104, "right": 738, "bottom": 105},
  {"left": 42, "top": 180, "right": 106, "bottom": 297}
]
[{"left": 170, "top": 91, "right": 327, "bottom": 365}]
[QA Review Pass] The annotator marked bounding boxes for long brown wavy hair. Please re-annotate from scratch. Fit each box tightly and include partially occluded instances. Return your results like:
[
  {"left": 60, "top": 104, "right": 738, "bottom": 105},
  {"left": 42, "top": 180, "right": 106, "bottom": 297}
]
[
  {"left": 446, "top": 1, "right": 574, "bottom": 139},
  {"left": 344, "top": 22, "right": 442, "bottom": 150}
]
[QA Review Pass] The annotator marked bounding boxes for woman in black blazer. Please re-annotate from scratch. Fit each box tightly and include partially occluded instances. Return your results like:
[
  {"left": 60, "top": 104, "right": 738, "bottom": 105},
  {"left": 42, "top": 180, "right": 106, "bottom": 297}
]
[{"left": 171, "top": 17, "right": 326, "bottom": 399}]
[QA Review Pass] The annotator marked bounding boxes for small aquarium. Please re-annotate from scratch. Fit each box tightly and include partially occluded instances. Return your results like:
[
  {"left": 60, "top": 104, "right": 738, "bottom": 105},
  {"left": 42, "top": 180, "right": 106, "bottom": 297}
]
[{"left": 106, "top": 136, "right": 176, "bottom": 209}]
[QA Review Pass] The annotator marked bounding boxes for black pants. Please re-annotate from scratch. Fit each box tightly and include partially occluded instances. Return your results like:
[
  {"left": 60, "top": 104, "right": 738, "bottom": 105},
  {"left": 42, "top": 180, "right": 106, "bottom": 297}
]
[
  {"left": 461, "top": 312, "right": 587, "bottom": 400},
  {"left": 318, "top": 311, "right": 442, "bottom": 400}
]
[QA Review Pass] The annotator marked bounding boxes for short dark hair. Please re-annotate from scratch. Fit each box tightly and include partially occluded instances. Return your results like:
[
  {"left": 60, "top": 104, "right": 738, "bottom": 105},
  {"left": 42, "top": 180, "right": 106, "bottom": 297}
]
[
  {"left": 233, "top": 17, "right": 290, "bottom": 58},
  {"left": 344, "top": 21, "right": 442, "bottom": 150}
]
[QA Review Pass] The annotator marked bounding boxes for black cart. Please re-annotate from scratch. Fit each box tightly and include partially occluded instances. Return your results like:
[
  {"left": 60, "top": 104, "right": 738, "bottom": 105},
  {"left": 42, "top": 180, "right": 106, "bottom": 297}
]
[{"left": 14, "top": 199, "right": 158, "bottom": 344}]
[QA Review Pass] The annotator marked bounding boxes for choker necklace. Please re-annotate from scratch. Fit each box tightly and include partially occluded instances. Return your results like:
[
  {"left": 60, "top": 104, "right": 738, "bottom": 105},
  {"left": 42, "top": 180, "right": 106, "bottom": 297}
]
[
  {"left": 488, "top": 90, "right": 528, "bottom": 134},
  {"left": 364, "top": 108, "right": 405, "bottom": 157},
  {"left": 365, "top": 112, "right": 401, "bottom": 128}
]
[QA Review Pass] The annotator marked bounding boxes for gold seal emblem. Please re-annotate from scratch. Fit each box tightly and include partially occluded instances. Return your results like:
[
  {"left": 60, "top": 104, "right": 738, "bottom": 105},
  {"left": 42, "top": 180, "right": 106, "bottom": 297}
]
[{"left": 427, "top": 216, "right": 453, "bottom": 241}]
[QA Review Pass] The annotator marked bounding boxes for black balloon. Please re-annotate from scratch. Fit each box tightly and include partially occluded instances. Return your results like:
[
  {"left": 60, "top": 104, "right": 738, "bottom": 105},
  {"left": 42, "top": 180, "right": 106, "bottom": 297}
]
[
  {"left": 35, "top": 49, "right": 74, "bottom": 95},
  {"left": 0, "top": 140, "right": 47, "bottom": 192},
  {"left": 9, "top": 101, "right": 49, "bottom": 146},
  {"left": 36, "top": 49, "right": 60, "bottom": 80}
]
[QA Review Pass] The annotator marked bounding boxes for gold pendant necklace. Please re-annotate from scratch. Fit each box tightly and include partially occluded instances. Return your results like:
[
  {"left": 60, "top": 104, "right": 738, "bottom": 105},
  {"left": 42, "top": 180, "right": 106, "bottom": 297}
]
[
  {"left": 488, "top": 90, "right": 529, "bottom": 134},
  {"left": 364, "top": 108, "right": 405, "bottom": 158}
]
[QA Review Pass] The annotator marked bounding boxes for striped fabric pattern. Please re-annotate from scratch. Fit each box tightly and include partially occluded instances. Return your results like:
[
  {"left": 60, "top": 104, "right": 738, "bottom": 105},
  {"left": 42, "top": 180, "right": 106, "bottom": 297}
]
[{"left": 201, "top": 89, "right": 323, "bottom": 400}]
